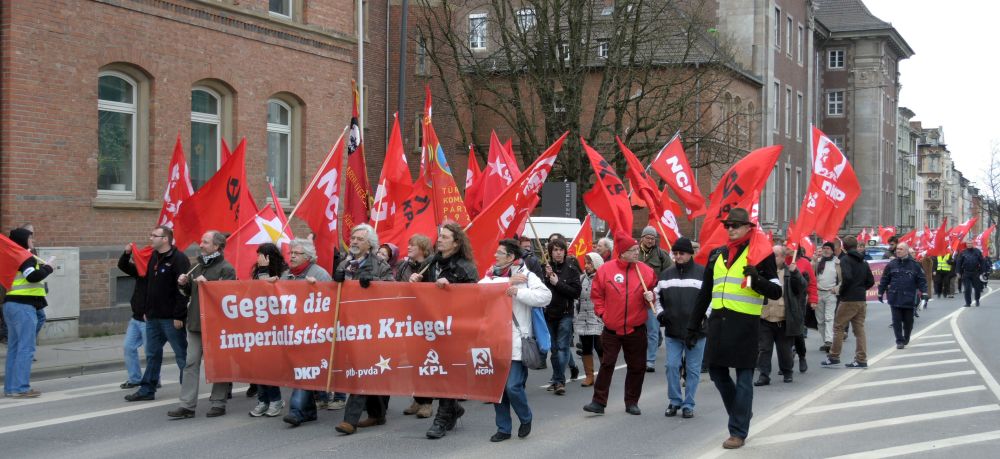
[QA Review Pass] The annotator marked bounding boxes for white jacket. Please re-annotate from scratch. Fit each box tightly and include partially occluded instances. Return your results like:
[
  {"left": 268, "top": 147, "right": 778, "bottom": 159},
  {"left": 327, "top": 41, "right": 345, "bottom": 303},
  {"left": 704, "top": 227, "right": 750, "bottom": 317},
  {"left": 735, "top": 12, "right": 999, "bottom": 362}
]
[{"left": 479, "top": 264, "right": 551, "bottom": 361}]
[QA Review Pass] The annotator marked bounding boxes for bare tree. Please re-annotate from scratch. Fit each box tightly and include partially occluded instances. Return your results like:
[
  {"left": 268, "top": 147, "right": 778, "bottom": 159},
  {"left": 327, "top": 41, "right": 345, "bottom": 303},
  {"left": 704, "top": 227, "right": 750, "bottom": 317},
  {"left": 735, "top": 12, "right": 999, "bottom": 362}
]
[
  {"left": 982, "top": 142, "right": 1000, "bottom": 258},
  {"left": 413, "top": 0, "right": 754, "bottom": 215}
]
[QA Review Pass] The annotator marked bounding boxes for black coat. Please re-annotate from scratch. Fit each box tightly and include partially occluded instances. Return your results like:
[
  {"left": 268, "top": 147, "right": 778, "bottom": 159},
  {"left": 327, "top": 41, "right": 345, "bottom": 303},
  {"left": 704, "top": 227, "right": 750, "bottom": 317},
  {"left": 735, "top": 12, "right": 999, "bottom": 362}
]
[
  {"left": 878, "top": 257, "right": 928, "bottom": 309},
  {"left": 117, "top": 251, "right": 147, "bottom": 321},
  {"left": 143, "top": 246, "right": 191, "bottom": 321},
  {"left": 655, "top": 260, "right": 705, "bottom": 339},
  {"left": 422, "top": 253, "right": 479, "bottom": 285},
  {"left": 689, "top": 242, "right": 783, "bottom": 369},
  {"left": 839, "top": 250, "right": 874, "bottom": 302},
  {"left": 778, "top": 267, "right": 806, "bottom": 337},
  {"left": 543, "top": 259, "right": 582, "bottom": 319},
  {"left": 956, "top": 248, "right": 988, "bottom": 277}
]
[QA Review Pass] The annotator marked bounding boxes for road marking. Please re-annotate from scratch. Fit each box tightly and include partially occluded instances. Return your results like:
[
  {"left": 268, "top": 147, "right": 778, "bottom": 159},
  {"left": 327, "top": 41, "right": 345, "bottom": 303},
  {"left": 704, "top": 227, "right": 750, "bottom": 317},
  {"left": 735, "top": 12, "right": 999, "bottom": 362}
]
[
  {"left": 797, "top": 385, "right": 986, "bottom": 415},
  {"left": 866, "top": 358, "right": 968, "bottom": 372},
  {"left": 751, "top": 404, "right": 1000, "bottom": 446},
  {"left": 827, "top": 429, "right": 1000, "bottom": 459},
  {"left": 885, "top": 349, "right": 961, "bottom": 359},
  {"left": 952, "top": 310, "right": 1000, "bottom": 401},
  {"left": 908, "top": 340, "right": 956, "bottom": 347},
  {"left": 0, "top": 380, "right": 178, "bottom": 410},
  {"left": 538, "top": 363, "right": 626, "bottom": 388},
  {"left": 918, "top": 333, "right": 953, "bottom": 339},
  {"left": 836, "top": 371, "right": 976, "bottom": 390}
]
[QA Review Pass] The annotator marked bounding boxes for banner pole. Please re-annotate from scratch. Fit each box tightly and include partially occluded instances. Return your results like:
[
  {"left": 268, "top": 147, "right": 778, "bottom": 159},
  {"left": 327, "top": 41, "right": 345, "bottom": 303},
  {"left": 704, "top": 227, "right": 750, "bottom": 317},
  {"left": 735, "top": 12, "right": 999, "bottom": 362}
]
[
  {"left": 324, "top": 281, "right": 344, "bottom": 394},
  {"left": 527, "top": 217, "right": 549, "bottom": 265},
  {"left": 634, "top": 264, "right": 657, "bottom": 313}
]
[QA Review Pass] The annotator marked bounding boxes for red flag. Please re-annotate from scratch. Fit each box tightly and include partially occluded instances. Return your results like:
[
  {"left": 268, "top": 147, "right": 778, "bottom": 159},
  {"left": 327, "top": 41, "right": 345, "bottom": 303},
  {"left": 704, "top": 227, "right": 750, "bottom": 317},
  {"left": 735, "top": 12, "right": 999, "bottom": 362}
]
[
  {"left": 422, "top": 86, "right": 470, "bottom": 226},
  {"left": 225, "top": 205, "right": 294, "bottom": 280},
  {"left": 0, "top": 234, "right": 34, "bottom": 290},
  {"left": 618, "top": 137, "right": 682, "bottom": 246},
  {"left": 927, "top": 217, "right": 950, "bottom": 257},
  {"left": 795, "top": 127, "right": 862, "bottom": 240},
  {"left": 948, "top": 217, "right": 978, "bottom": 252},
  {"left": 502, "top": 138, "right": 520, "bottom": 175},
  {"left": 157, "top": 134, "right": 195, "bottom": 228},
  {"left": 878, "top": 226, "right": 896, "bottom": 243},
  {"left": 569, "top": 215, "right": 594, "bottom": 268},
  {"left": 371, "top": 113, "right": 413, "bottom": 235},
  {"left": 897, "top": 229, "right": 918, "bottom": 247},
  {"left": 128, "top": 243, "right": 154, "bottom": 277},
  {"left": 695, "top": 145, "right": 783, "bottom": 264},
  {"left": 467, "top": 133, "right": 568, "bottom": 277},
  {"left": 745, "top": 190, "right": 775, "bottom": 266},
  {"left": 464, "top": 145, "right": 484, "bottom": 219},
  {"left": 481, "top": 131, "right": 520, "bottom": 211},
  {"left": 581, "top": 138, "right": 633, "bottom": 235},
  {"left": 292, "top": 129, "right": 347, "bottom": 271},
  {"left": 220, "top": 138, "right": 233, "bottom": 166},
  {"left": 857, "top": 228, "right": 868, "bottom": 245},
  {"left": 649, "top": 134, "right": 706, "bottom": 219},
  {"left": 342, "top": 80, "right": 372, "bottom": 246},
  {"left": 377, "top": 155, "right": 438, "bottom": 250},
  {"left": 975, "top": 225, "right": 995, "bottom": 257},
  {"left": 172, "top": 138, "right": 257, "bottom": 250}
]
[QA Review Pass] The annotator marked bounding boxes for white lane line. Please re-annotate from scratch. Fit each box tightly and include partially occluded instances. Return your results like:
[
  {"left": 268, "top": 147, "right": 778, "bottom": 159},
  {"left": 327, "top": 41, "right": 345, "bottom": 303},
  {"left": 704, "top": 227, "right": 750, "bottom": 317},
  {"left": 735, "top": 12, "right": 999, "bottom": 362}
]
[
  {"left": 0, "top": 380, "right": 178, "bottom": 410},
  {"left": 867, "top": 358, "right": 968, "bottom": 372},
  {"left": 797, "top": 386, "right": 986, "bottom": 415},
  {"left": 538, "top": 363, "right": 625, "bottom": 388},
  {"left": 695, "top": 307, "right": 969, "bottom": 459},
  {"left": 752, "top": 404, "right": 1000, "bottom": 446},
  {"left": 836, "top": 371, "right": 976, "bottom": 390},
  {"left": 952, "top": 310, "right": 1000, "bottom": 401},
  {"left": 918, "top": 333, "right": 954, "bottom": 339},
  {"left": 885, "top": 349, "right": 961, "bottom": 359},
  {"left": 908, "top": 340, "right": 957, "bottom": 348},
  {"left": 828, "top": 429, "right": 1000, "bottom": 459}
]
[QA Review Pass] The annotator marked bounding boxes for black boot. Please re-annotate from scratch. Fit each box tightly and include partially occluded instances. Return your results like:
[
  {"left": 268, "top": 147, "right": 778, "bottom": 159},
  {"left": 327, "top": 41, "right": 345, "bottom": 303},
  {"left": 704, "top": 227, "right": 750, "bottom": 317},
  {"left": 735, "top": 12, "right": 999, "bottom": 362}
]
[{"left": 428, "top": 399, "right": 456, "bottom": 438}]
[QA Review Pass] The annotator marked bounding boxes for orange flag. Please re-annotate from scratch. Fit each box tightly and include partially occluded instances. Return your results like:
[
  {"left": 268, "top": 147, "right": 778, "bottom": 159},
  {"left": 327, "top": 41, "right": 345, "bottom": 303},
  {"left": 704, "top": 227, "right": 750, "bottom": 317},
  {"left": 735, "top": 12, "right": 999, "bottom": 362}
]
[{"left": 422, "top": 86, "right": 470, "bottom": 226}]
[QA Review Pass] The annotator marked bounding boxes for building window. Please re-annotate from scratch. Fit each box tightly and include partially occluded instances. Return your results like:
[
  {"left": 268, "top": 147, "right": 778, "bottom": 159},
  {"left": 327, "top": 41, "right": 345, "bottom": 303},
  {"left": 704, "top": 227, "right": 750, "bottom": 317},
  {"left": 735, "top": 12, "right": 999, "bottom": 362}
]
[
  {"left": 830, "top": 135, "right": 845, "bottom": 151},
  {"left": 796, "top": 168, "right": 802, "bottom": 206},
  {"left": 828, "top": 49, "right": 845, "bottom": 69},
  {"left": 597, "top": 39, "right": 609, "bottom": 59},
  {"left": 772, "top": 82, "right": 780, "bottom": 131},
  {"left": 774, "top": 8, "right": 781, "bottom": 49},
  {"left": 785, "top": 87, "right": 792, "bottom": 136},
  {"left": 786, "top": 16, "right": 792, "bottom": 55},
  {"left": 97, "top": 72, "right": 137, "bottom": 195},
  {"left": 797, "top": 25, "right": 804, "bottom": 63},
  {"left": 827, "top": 91, "right": 844, "bottom": 116},
  {"left": 269, "top": 0, "right": 291, "bottom": 19},
  {"left": 560, "top": 42, "right": 571, "bottom": 62},
  {"left": 765, "top": 164, "right": 777, "bottom": 222},
  {"left": 784, "top": 165, "right": 791, "bottom": 222},
  {"left": 469, "top": 13, "right": 487, "bottom": 50},
  {"left": 416, "top": 35, "right": 428, "bottom": 75},
  {"left": 191, "top": 87, "right": 222, "bottom": 190},
  {"left": 516, "top": 8, "right": 536, "bottom": 32},
  {"left": 266, "top": 100, "right": 292, "bottom": 201},
  {"left": 796, "top": 92, "right": 803, "bottom": 140}
]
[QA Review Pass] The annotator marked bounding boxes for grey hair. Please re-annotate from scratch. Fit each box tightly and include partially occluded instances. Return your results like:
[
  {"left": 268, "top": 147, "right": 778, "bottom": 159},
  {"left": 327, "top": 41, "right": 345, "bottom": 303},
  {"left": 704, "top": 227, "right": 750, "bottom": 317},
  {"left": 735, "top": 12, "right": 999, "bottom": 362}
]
[
  {"left": 351, "top": 223, "right": 379, "bottom": 250},
  {"left": 290, "top": 238, "right": 317, "bottom": 261},
  {"left": 598, "top": 237, "right": 614, "bottom": 249},
  {"left": 208, "top": 230, "right": 227, "bottom": 250}
]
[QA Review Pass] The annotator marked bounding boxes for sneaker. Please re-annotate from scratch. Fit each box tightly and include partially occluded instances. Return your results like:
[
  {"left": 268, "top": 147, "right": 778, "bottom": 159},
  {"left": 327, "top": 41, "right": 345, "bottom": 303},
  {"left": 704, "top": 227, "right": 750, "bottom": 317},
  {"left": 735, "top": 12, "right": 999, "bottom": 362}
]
[
  {"left": 265, "top": 400, "right": 284, "bottom": 417},
  {"left": 315, "top": 399, "right": 329, "bottom": 410},
  {"left": 249, "top": 401, "right": 269, "bottom": 417},
  {"left": 403, "top": 401, "right": 421, "bottom": 415},
  {"left": 845, "top": 361, "right": 868, "bottom": 369},
  {"left": 5, "top": 388, "right": 41, "bottom": 398},
  {"left": 327, "top": 399, "right": 347, "bottom": 410},
  {"left": 416, "top": 403, "right": 433, "bottom": 418},
  {"left": 682, "top": 408, "right": 694, "bottom": 419},
  {"left": 820, "top": 358, "right": 841, "bottom": 367},
  {"left": 546, "top": 383, "right": 556, "bottom": 392},
  {"left": 554, "top": 384, "right": 566, "bottom": 395}
]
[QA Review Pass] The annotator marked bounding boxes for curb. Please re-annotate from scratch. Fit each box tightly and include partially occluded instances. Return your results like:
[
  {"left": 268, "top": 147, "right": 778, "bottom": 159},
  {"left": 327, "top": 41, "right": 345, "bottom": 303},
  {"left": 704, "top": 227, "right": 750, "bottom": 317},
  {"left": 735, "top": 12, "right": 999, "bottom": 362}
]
[{"left": 1, "top": 353, "right": 177, "bottom": 382}]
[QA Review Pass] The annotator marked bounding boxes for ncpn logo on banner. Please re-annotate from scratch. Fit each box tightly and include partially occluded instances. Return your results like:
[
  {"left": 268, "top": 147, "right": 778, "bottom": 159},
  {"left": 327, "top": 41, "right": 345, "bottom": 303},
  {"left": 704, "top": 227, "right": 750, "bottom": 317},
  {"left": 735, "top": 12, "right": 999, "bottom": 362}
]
[{"left": 472, "top": 348, "right": 494, "bottom": 375}]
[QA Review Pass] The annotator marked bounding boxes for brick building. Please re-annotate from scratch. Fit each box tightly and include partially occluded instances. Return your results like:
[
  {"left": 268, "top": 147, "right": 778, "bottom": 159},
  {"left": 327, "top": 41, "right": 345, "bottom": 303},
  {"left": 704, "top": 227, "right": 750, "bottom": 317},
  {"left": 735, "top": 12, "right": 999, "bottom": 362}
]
[{"left": 0, "top": 0, "right": 393, "bottom": 337}]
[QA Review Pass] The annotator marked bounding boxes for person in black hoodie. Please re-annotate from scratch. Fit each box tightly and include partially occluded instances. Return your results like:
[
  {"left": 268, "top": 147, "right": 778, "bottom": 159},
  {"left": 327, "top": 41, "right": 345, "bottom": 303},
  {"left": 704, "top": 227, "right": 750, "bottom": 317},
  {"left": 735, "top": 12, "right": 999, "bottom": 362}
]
[
  {"left": 117, "top": 244, "right": 149, "bottom": 390},
  {"left": 543, "top": 238, "right": 582, "bottom": 395},
  {"left": 3, "top": 227, "right": 54, "bottom": 398},
  {"left": 409, "top": 223, "right": 479, "bottom": 440},
  {"left": 125, "top": 225, "right": 191, "bottom": 402},
  {"left": 821, "top": 236, "right": 874, "bottom": 368}
]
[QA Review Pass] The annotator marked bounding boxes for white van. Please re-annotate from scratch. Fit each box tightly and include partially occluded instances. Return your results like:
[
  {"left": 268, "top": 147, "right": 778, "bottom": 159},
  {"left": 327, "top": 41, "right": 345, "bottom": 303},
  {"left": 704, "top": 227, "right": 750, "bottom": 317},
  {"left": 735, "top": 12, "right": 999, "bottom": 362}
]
[{"left": 520, "top": 216, "right": 585, "bottom": 242}]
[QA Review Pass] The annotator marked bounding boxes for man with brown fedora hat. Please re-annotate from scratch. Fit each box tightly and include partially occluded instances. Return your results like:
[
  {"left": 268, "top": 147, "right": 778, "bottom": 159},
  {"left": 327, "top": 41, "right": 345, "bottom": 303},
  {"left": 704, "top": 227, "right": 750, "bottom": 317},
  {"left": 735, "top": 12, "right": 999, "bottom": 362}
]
[{"left": 687, "top": 207, "right": 782, "bottom": 449}]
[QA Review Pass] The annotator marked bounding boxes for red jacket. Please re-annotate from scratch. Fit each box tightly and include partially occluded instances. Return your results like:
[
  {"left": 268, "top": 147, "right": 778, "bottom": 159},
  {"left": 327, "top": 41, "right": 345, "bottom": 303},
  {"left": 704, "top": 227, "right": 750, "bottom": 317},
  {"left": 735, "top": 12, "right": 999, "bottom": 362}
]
[
  {"left": 795, "top": 257, "right": 819, "bottom": 304},
  {"left": 591, "top": 259, "right": 656, "bottom": 335}
]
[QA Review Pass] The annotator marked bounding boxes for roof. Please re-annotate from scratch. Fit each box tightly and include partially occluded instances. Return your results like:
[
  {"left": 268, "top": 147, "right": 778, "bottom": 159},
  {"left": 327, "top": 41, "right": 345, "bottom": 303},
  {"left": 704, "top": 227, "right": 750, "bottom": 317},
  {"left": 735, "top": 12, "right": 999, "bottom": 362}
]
[{"left": 815, "top": 0, "right": 914, "bottom": 58}]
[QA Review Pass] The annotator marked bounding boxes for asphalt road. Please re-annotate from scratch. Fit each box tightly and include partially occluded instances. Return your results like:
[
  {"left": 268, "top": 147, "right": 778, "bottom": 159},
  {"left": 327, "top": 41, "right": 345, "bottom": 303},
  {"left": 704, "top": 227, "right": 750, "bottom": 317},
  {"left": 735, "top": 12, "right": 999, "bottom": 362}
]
[{"left": 2, "top": 284, "right": 998, "bottom": 459}]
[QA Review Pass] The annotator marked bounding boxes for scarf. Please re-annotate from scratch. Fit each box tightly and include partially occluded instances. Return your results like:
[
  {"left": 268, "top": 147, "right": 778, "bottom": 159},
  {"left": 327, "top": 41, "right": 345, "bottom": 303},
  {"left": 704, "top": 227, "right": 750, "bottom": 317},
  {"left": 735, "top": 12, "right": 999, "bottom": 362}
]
[
  {"left": 198, "top": 251, "right": 221, "bottom": 265},
  {"left": 817, "top": 255, "right": 833, "bottom": 275},
  {"left": 726, "top": 231, "right": 753, "bottom": 266},
  {"left": 289, "top": 262, "right": 310, "bottom": 277}
]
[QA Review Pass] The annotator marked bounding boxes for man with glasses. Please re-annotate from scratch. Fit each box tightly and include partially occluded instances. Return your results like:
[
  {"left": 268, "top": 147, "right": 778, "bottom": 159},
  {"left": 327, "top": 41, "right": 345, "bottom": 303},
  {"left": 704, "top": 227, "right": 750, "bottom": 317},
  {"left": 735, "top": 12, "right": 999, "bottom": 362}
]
[
  {"left": 687, "top": 208, "right": 781, "bottom": 449},
  {"left": 125, "top": 226, "right": 190, "bottom": 402}
]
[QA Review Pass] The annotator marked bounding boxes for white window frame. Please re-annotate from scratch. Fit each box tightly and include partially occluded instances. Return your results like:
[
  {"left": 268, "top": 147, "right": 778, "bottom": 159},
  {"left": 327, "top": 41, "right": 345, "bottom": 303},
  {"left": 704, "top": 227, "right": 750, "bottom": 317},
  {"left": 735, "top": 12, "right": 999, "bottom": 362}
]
[
  {"left": 828, "top": 49, "right": 845, "bottom": 69},
  {"left": 516, "top": 8, "right": 536, "bottom": 32},
  {"left": 772, "top": 82, "right": 780, "bottom": 132},
  {"left": 469, "top": 13, "right": 487, "bottom": 50},
  {"left": 560, "top": 42, "right": 571, "bottom": 62},
  {"left": 797, "top": 24, "right": 804, "bottom": 64},
  {"left": 827, "top": 90, "right": 844, "bottom": 116},
  {"left": 786, "top": 16, "right": 793, "bottom": 56},
  {"left": 784, "top": 164, "right": 791, "bottom": 221},
  {"left": 97, "top": 71, "right": 138, "bottom": 198},
  {"left": 774, "top": 8, "right": 781, "bottom": 49},
  {"left": 268, "top": 0, "right": 292, "bottom": 19},
  {"left": 785, "top": 86, "right": 792, "bottom": 137},
  {"left": 266, "top": 99, "right": 293, "bottom": 203},
  {"left": 796, "top": 92, "right": 803, "bottom": 140},
  {"left": 191, "top": 86, "right": 222, "bottom": 179},
  {"left": 597, "top": 39, "right": 609, "bottom": 59}
]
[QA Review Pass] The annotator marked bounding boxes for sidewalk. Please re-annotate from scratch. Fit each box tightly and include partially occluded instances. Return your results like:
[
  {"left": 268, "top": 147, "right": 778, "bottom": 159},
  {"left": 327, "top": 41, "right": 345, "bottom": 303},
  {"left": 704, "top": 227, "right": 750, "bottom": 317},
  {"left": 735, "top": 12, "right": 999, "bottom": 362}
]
[{"left": 0, "top": 334, "right": 175, "bottom": 381}]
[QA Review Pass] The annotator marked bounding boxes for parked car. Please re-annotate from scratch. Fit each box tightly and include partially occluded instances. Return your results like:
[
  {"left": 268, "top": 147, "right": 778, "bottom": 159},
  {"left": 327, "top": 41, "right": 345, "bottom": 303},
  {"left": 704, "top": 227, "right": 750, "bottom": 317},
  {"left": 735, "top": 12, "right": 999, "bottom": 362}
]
[{"left": 864, "top": 245, "right": 891, "bottom": 260}]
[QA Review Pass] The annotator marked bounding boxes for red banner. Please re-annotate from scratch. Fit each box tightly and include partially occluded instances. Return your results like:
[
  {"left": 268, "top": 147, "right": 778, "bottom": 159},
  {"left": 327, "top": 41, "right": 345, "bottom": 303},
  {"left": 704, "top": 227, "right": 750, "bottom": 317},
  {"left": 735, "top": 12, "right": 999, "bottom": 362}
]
[
  {"left": 199, "top": 280, "right": 512, "bottom": 402},
  {"left": 866, "top": 260, "right": 890, "bottom": 302}
]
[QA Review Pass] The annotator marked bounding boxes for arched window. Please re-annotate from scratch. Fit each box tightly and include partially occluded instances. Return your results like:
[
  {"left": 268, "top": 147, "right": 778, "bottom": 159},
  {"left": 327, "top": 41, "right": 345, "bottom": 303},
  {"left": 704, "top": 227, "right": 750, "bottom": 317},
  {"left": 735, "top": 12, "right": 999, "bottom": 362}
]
[
  {"left": 190, "top": 87, "right": 222, "bottom": 190},
  {"left": 97, "top": 72, "right": 137, "bottom": 195},
  {"left": 267, "top": 99, "right": 292, "bottom": 200}
]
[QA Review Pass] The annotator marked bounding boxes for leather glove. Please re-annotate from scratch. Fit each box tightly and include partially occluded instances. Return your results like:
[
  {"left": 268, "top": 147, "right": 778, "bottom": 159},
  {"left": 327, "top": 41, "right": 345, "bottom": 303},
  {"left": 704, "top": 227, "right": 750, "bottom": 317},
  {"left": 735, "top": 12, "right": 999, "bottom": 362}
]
[
  {"left": 656, "top": 311, "right": 669, "bottom": 328},
  {"left": 358, "top": 273, "right": 372, "bottom": 289},
  {"left": 877, "top": 294, "right": 884, "bottom": 303},
  {"left": 685, "top": 330, "right": 699, "bottom": 350},
  {"left": 332, "top": 271, "right": 346, "bottom": 283},
  {"left": 920, "top": 293, "right": 929, "bottom": 301},
  {"left": 742, "top": 265, "right": 759, "bottom": 279}
]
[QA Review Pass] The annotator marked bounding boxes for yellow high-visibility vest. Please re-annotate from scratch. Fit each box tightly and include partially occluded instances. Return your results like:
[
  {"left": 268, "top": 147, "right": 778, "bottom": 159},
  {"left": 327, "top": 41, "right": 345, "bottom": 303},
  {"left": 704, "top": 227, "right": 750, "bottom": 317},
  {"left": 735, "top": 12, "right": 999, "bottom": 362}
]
[
  {"left": 711, "top": 249, "right": 765, "bottom": 316},
  {"left": 7, "top": 261, "right": 46, "bottom": 298},
  {"left": 937, "top": 255, "right": 951, "bottom": 272}
]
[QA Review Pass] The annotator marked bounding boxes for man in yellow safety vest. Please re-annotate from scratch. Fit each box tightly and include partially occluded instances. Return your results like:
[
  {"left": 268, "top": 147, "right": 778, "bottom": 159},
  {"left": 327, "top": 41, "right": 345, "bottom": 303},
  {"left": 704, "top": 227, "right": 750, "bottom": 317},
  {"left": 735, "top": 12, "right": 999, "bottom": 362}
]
[{"left": 3, "top": 228, "right": 54, "bottom": 398}]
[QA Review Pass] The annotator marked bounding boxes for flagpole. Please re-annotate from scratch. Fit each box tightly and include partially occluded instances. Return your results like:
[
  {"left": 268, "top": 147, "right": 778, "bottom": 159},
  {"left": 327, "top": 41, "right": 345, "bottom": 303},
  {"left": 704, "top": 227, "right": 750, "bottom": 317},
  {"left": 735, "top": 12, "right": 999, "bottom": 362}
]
[
  {"left": 634, "top": 264, "right": 657, "bottom": 313},
  {"left": 373, "top": 178, "right": 387, "bottom": 233},
  {"left": 527, "top": 218, "right": 549, "bottom": 265},
  {"left": 283, "top": 126, "right": 349, "bottom": 232},
  {"left": 324, "top": 281, "right": 344, "bottom": 394}
]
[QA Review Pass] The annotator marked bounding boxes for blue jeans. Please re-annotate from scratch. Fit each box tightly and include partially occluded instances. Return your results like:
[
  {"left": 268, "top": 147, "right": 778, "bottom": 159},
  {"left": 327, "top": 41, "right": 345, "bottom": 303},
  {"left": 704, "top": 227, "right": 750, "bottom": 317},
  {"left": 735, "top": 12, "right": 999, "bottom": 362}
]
[
  {"left": 35, "top": 308, "right": 46, "bottom": 337},
  {"left": 709, "top": 366, "right": 754, "bottom": 439},
  {"left": 494, "top": 360, "right": 531, "bottom": 434},
  {"left": 123, "top": 319, "right": 146, "bottom": 384},
  {"left": 646, "top": 310, "right": 663, "bottom": 366},
  {"left": 546, "top": 316, "right": 573, "bottom": 385},
  {"left": 137, "top": 318, "right": 187, "bottom": 396},
  {"left": 257, "top": 385, "right": 282, "bottom": 404},
  {"left": 665, "top": 336, "right": 706, "bottom": 410},
  {"left": 288, "top": 389, "right": 320, "bottom": 422},
  {"left": 3, "top": 301, "right": 37, "bottom": 394}
]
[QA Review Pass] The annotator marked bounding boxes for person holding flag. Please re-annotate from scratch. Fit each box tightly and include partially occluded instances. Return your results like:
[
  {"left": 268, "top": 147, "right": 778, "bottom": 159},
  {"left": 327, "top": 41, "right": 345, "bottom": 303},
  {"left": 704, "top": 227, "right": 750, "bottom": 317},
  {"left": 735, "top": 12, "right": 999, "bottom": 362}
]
[
  {"left": 3, "top": 228, "right": 54, "bottom": 398},
  {"left": 116, "top": 243, "right": 153, "bottom": 390},
  {"left": 686, "top": 208, "right": 781, "bottom": 450}
]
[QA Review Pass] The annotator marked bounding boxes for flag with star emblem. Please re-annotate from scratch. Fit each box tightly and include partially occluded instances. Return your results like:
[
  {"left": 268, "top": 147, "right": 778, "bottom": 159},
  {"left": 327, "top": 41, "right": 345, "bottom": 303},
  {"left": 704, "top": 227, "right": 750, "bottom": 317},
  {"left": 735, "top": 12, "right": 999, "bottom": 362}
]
[{"left": 224, "top": 204, "right": 294, "bottom": 280}]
